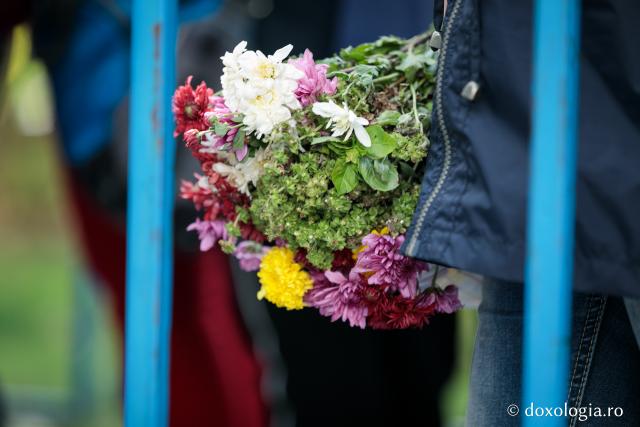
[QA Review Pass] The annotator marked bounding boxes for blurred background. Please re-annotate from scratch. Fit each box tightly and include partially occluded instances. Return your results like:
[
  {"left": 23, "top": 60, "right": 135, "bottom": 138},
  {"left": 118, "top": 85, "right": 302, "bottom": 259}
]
[
  {"left": 0, "top": 26, "right": 121, "bottom": 427},
  {"left": 0, "top": 1, "right": 477, "bottom": 426}
]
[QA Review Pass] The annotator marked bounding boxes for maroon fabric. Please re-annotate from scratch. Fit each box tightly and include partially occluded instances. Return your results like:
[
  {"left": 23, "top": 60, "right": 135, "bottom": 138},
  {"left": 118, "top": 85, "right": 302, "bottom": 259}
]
[{"left": 64, "top": 172, "right": 267, "bottom": 427}]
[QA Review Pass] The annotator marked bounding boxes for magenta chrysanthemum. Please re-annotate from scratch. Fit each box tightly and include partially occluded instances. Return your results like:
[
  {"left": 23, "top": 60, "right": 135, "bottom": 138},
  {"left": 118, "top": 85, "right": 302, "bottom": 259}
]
[
  {"left": 290, "top": 49, "right": 338, "bottom": 107},
  {"left": 354, "top": 233, "right": 426, "bottom": 298},
  {"left": 304, "top": 270, "right": 368, "bottom": 329}
]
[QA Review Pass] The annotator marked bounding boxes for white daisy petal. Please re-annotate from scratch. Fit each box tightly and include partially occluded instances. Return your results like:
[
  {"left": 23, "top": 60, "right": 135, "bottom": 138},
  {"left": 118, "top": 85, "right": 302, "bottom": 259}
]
[
  {"left": 233, "top": 41, "right": 247, "bottom": 55},
  {"left": 311, "top": 101, "right": 370, "bottom": 146},
  {"left": 312, "top": 101, "right": 344, "bottom": 117},
  {"left": 270, "top": 44, "right": 294, "bottom": 62},
  {"left": 354, "top": 124, "right": 371, "bottom": 147},
  {"left": 344, "top": 127, "right": 354, "bottom": 141},
  {"left": 355, "top": 116, "right": 369, "bottom": 126}
]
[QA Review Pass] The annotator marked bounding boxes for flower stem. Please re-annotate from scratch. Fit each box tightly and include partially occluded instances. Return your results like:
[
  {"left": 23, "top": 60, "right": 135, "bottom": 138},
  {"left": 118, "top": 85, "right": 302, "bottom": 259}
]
[
  {"left": 430, "top": 264, "right": 440, "bottom": 288},
  {"left": 372, "top": 73, "right": 400, "bottom": 85},
  {"left": 410, "top": 83, "right": 422, "bottom": 131}
]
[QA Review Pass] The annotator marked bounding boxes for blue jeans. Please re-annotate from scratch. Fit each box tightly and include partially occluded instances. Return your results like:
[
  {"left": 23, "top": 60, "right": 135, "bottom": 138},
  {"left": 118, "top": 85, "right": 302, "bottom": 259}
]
[{"left": 466, "top": 280, "right": 640, "bottom": 426}]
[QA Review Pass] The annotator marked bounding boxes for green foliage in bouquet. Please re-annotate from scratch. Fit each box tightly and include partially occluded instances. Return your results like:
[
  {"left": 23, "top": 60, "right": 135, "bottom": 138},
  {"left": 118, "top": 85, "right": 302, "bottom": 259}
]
[{"left": 248, "top": 34, "right": 436, "bottom": 269}]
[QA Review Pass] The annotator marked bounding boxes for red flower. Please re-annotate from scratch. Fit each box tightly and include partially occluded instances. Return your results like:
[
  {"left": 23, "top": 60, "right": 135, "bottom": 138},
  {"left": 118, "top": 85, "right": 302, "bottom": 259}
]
[
  {"left": 363, "top": 287, "right": 437, "bottom": 330},
  {"left": 180, "top": 177, "right": 215, "bottom": 211},
  {"left": 183, "top": 128, "right": 201, "bottom": 150},
  {"left": 240, "top": 222, "right": 266, "bottom": 244},
  {"left": 290, "top": 248, "right": 355, "bottom": 272},
  {"left": 294, "top": 248, "right": 311, "bottom": 267},
  {"left": 172, "top": 76, "right": 213, "bottom": 136},
  {"left": 331, "top": 248, "right": 356, "bottom": 271}
]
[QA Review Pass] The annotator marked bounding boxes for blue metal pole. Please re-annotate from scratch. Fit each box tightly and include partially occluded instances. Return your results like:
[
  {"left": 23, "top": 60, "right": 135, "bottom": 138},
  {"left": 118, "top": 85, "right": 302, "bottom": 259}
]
[
  {"left": 523, "top": 0, "right": 581, "bottom": 425},
  {"left": 124, "top": 0, "right": 178, "bottom": 425}
]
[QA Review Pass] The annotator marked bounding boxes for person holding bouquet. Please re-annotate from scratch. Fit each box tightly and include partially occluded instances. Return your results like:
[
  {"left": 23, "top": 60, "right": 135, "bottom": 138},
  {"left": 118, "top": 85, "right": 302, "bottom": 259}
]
[{"left": 402, "top": 1, "right": 640, "bottom": 425}]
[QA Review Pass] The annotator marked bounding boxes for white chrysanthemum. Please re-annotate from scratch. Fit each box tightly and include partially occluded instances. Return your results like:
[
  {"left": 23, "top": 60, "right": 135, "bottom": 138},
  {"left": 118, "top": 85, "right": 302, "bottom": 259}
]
[
  {"left": 238, "top": 45, "right": 294, "bottom": 81},
  {"left": 240, "top": 86, "right": 297, "bottom": 138},
  {"left": 311, "top": 101, "right": 371, "bottom": 147},
  {"left": 219, "top": 41, "right": 304, "bottom": 138},
  {"left": 220, "top": 41, "right": 248, "bottom": 112},
  {"left": 212, "top": 149, "right": 266, "bottom": 196}
]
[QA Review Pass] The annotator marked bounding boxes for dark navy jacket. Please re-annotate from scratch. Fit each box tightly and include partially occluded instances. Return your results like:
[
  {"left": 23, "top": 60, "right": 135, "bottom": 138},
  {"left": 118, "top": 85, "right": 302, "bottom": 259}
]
[{"left": 403, "top": 0, "right": 640, "bottom": 297}]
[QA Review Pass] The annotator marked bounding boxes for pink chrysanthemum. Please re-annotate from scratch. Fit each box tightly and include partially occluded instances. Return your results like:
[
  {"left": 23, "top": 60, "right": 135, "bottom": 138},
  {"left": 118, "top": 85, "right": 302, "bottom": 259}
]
[
  {"left": 172, "top": 76, "right": 213, "bottom": 136},
  {"left": 353, "top": 233, "right": 426, "bottom": 298},
  {"left": 290, "top": 49, "right": 338, "bottom": 107},
  {"left": 304, "top": 269, "right": 368, "bottom": 329},
  {"left": 204, "top": 96, "right": 247, "bottom": 161},
  {"left": 186, "top": 218, "right": 229, "bottom": 251},
  {"left": 422, "top": 285, "right": 463, "bottom": 314},
  {"left": 234, "top": 241, "right": 269, "bottom": 272}
]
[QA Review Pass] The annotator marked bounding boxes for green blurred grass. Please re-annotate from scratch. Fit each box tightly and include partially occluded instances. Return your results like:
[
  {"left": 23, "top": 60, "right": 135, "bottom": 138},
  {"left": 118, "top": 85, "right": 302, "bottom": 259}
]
[
  {"left": 0, "top": 115, "right": 76, "bottom": 392},
  {"left": 0, "top": 242, "right": 73, "bottom": 388},
  {"left": 0, "top": 30, "right": 121, "bottom": 426}
]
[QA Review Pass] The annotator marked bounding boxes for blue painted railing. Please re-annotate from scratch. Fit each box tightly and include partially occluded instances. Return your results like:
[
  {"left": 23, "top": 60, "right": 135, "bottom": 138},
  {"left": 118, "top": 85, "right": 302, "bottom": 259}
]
[
  {"left": 124, "top": 0, "right": 178, "bottom": 426},
  {"left": 123, "top": 0, "right": 582, "bottom": 425},
  {"left": 524, "top": 0, "right": 580, "bottom": 425}
]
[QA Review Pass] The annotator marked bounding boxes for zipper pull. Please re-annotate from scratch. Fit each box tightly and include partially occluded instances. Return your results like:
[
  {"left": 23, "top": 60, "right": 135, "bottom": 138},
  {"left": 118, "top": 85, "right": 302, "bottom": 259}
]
[
  {"left": 430, "top": 0, "right": 446, "bottom": 51},
  {"left": 461, "top": 80, "right": 481, "bottom": 101},
  {"left": 429, "top": 31, "right": 443, "bottom": 50}
]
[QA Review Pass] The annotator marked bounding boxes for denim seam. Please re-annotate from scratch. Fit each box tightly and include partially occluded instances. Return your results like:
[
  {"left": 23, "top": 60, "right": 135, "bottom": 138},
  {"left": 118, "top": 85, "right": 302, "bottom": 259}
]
[
  {"left": 569, "top": 296, "right": 607, "bottom": 427},
  {"left": 575, "top": 297, "right": 607, "bottom": 404},
  {"left": 567, "top": 296, "right": 594, "bottom": 404}
]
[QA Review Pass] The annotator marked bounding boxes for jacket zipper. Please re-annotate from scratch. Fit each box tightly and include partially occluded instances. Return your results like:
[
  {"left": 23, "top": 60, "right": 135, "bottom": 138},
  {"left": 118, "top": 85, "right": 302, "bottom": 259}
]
[{"left": 405, "top": 0, "right": 463, "bottom": 256}]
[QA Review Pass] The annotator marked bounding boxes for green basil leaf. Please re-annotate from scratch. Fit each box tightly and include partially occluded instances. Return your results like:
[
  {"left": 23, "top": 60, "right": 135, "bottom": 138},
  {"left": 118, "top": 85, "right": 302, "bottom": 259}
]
[
  {"left": 339, "top": 43, "right": 373, "bottom": 62},
  {"left": 358, "top": 157, "right": 399, "bottom": 192},
  {"left": 396, "top": 52, "right": 432, "bottom": 81},
  {"left": 375, "top": 110, "right": 402, "bottom": 127},
  {"left": 326, "top": 71, "right": 349, "bottom": 80},
  {"left": 371, "top": 35, "right": 404, "bottom": 53},
  {"left": 331, "top": 159, "right": 359, "bottom": 194},
  {"left": 364, "top": 125, "right": 397, "bottom": 159},
  {"left": 352, "top": 64, "right": 379, "bottom": 77},
  {"left": 311, "top": 136, "right": 341, "bottom": 145},
  {"left": 345, "top": 148, "right": 361, "bottom": 164},
  {"left": 398, "top": 161, "right": 415, "bottom": 179}
]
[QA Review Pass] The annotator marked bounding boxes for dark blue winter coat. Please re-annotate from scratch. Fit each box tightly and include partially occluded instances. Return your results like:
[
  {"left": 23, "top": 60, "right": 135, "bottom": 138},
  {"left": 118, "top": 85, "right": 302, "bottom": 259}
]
[{"left": 403, "top": 0, "right": 640, "bottom": 297}]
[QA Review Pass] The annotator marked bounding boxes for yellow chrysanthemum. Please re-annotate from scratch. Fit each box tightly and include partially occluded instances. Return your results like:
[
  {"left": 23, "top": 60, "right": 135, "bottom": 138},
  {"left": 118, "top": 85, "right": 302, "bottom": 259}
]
[
  {"left": 373, "top": 227, "right": 390, "bottom": 236},
  {"left": 352, "top": 227, "right": 390, "bottom": 260},
  {"left": 257, "top": 247, "right": 313, "bottom": 310}
]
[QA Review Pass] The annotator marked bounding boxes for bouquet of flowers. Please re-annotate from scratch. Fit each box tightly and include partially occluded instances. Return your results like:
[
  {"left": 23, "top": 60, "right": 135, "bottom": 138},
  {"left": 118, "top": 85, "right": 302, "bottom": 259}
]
[{"left": 173, "top": 33, "right": 462, "bottom": 329}]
